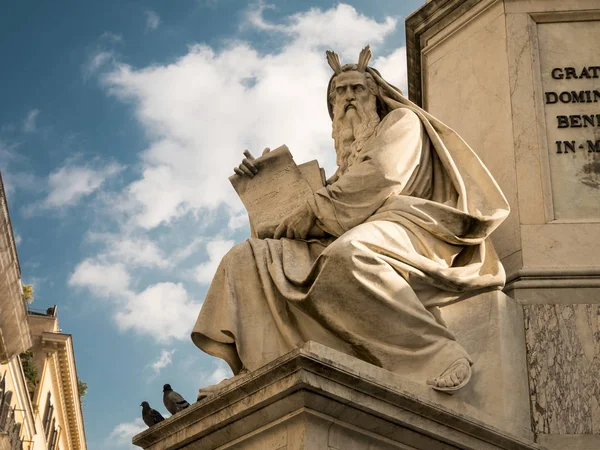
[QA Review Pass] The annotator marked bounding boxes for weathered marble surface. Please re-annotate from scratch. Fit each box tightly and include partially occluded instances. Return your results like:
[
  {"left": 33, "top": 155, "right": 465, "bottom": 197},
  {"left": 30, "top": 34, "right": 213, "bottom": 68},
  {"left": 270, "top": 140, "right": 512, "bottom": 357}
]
[
  {"left": 537, "top": 434, "right": 600, "bottom": 450},
  {"left": 422, "top": 0, "right": 520, "bottom": 265},
  {"left": 407, "top": 0, "right": 600, "bottom": 291},
  {"left": 406, "top": 2, "right": 600, "bottom": 449},
  {"left": 524, "top": 304, "right": 600, "bottom": 434},
  {"left": 442, "top": 291, "right": 530, "bottom": 433},
  {"left": 193, "top": 47, "right": 510, "bottom": 397},
  {"left": 537, "top": 19, "right": 600, "bottom": 220},
  {"left": 133, "top": 342, "right": 543, "bottom": 450}
]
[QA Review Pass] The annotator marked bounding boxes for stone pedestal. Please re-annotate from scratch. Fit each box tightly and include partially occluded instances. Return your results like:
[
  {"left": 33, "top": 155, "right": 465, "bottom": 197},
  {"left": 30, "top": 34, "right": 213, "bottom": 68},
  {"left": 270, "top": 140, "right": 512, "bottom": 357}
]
[
  {"left": 441, "top": 291, "right": 530, "bottom": 433},
  {"left": 133, "top": 340, "right": 543, "bottom": 450},
  {"left": 406, "top": 1, "right": 600, "bottom": 448}
]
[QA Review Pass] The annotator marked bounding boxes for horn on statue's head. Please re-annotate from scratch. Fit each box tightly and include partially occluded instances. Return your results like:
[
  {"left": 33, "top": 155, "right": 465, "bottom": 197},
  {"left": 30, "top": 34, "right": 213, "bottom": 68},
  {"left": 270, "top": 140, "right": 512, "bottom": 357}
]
[
  {"left": 357, "top": 45, "right": 372, "bottom": 72},
  {"left": 326, "top": 50, "right": 342, "bottom": 75}
]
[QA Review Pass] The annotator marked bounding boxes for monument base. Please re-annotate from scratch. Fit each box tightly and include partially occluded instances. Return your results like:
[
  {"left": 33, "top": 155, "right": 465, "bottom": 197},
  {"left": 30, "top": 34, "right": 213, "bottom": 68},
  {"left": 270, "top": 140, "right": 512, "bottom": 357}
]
[{"left": 133, "top": 341, "right": 544, "bottom": 450}]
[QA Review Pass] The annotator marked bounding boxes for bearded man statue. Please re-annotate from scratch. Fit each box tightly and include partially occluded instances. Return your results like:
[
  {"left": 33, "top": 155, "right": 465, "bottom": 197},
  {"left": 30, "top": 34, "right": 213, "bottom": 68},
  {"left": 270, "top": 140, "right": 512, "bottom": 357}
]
[{"left": 191, "top": 46, "right": 509, "bottom": 395}]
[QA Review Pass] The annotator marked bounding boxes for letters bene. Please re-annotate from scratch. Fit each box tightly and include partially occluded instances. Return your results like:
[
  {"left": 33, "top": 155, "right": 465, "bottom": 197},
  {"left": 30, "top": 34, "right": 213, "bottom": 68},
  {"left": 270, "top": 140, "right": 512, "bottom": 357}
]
[{"left": 556, "top": 114, "right": 600, "bottom": 128}]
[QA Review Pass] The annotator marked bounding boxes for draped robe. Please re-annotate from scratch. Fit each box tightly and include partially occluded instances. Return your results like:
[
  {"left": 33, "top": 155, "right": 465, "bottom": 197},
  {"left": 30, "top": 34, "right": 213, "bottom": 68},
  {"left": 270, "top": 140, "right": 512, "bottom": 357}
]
[{"left": 192, "top": 74, "right": 510, "bottom": 382}]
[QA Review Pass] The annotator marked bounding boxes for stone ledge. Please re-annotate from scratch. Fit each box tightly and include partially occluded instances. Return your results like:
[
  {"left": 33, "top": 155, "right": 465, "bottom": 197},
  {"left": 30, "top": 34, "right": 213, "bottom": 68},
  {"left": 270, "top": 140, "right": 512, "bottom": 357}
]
[
  {"left": 441, "top": 290, "right": 531, "bottom": 433},
  {"left": 133, "top": 342, "right": 545, "bottom": 450},
  {"left": 537, "top": 434, "right": 600, "bottom": 450}
]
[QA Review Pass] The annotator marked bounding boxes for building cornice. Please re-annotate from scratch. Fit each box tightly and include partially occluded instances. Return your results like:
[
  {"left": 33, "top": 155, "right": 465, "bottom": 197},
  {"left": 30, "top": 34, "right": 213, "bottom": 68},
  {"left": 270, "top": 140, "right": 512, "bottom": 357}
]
[
  {"left": 0, "top": 172, "right": 31, "bottom": 363},
  {"left": 41, "top": 332, "right": 87, "bottom": 450},
  {"left": 0, "top": 172, "right": 21, "bottom": 277}
]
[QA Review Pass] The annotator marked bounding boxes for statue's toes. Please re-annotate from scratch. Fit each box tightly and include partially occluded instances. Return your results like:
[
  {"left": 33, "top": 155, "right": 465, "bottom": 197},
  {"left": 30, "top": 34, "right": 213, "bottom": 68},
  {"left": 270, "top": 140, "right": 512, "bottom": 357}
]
[
  {"left": 428, "top": 374, "right": 461, "bottom": 388},
  {"left": 450, "top": 373, "right": 460, "bottom": 386},
  {"left": 429, "top": 359, "right": 471, "bottom": 394}
]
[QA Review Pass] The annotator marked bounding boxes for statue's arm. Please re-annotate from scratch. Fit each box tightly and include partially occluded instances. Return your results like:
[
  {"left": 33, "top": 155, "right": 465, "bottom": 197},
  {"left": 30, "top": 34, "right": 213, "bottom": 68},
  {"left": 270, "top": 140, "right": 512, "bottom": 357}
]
[{"left": 309, "top": 108, "right": 424, "bottom": 237}]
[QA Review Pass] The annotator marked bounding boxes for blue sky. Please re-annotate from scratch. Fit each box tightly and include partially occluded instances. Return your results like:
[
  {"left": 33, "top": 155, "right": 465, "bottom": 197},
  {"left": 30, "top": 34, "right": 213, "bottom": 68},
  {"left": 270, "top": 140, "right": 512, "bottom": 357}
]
[{"left": 1, "top": 0, "right": 424, "bottom": 448}]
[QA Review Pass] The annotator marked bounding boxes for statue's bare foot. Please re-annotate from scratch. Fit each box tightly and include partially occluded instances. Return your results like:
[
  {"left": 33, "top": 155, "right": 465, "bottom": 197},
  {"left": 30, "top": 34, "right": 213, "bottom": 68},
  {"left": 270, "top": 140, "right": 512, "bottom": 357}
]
[
  {"left": 426, "top": 358, "right": 471, "bottom": 394},
  {"left": 197, "top": 367, "right": 250, "bottom": 401}
]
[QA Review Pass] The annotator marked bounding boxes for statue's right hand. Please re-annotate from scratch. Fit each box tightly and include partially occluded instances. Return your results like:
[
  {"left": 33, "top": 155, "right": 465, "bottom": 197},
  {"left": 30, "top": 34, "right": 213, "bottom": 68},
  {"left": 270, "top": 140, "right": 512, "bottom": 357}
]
[{"left": 233, "top": 148, "right": 270, "bottom": 178}]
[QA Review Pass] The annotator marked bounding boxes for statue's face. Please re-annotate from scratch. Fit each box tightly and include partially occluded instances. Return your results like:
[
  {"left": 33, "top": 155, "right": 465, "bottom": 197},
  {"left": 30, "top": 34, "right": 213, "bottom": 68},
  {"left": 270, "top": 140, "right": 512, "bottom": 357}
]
[{"left": 331, "top": 71, "right": 374, "bottom": 119}]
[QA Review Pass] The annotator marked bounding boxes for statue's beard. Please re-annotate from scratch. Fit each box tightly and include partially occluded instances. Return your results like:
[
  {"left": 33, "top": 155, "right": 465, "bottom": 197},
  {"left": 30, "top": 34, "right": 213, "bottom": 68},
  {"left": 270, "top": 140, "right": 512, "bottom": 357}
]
[{"left": 332, "top": 97, "right": 380, "bottom": 174}]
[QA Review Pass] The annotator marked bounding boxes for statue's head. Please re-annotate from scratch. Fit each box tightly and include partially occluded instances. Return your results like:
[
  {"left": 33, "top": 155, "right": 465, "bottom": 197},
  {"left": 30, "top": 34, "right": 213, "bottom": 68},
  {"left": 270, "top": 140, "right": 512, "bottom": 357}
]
[
  {"left": 326, "top": 46, "right": 381, "bottom": 172},
  {"left": 326, "top": 46, "right": 379, "bottom": 122}
]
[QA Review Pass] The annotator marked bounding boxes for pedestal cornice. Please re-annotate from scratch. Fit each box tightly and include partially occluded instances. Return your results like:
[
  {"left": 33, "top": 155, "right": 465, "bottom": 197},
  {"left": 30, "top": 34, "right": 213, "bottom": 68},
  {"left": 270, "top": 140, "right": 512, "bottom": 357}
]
[{"left": 133, "top": 342, "right": 543, "bottom": 450}]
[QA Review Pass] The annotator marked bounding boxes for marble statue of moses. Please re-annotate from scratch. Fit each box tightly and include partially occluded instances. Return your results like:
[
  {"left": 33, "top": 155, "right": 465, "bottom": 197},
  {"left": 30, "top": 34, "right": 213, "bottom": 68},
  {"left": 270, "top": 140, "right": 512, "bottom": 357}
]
[{"left": 192, "top": 46, "right": 509, "bottom": 394}]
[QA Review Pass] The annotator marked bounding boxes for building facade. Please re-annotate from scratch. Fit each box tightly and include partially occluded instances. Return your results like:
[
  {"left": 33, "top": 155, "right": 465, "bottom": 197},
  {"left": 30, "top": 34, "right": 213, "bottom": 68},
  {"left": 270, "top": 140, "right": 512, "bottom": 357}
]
[{"left": 0, "top": 173, "right": 87, "bottom": 450}]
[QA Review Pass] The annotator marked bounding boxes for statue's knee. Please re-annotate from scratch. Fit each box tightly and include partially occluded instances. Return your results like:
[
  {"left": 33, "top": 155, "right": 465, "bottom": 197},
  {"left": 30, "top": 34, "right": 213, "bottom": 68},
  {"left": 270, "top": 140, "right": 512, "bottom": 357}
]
[{"left": 324, "top": 237, "right": 362, "bottom": 265}]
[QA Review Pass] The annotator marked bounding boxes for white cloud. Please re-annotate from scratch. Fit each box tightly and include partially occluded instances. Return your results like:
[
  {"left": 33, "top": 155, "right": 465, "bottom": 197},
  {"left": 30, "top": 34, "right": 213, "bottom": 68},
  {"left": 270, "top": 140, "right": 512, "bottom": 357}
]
[
  {"left": 227, "top": 212, "right": 248, "bottom": 230},
  {"left": 84, "top": 51, "right": 115, "bottom": 77},
  {"left": 1, "top": 139, "right": 39, "bottom": 195},
  {"left": 194, "top": 240, "right": 234, "bottom": 284},
  {"left": 110, "top": 238, "right": 166, "bottom": 268},
  {"left": 70, "top": 260, "right": 201, "bottom": 342},
  {"left": 373, "top": 46, "right": 408, "bottom": 94},
  {"left": 115, "top": 282, "right": 201, "bottom": 342},
  {"left": 109, "top": 418, "right": 146, "bottom": 448},
  {"left": 87, "top": 233, "right": 168, "bottom": 268},
  {"left": 100, "top": 31, "right": 123, "bottom": 43},
  {"left": 38, "top": 161, "right": 123, "bottom": 210},
  {"left": 206, "top": 360, "right": 232, "bottom": 385},
  {"left": 101, "top": 3, "right": 399, "bottom": 229},
  {"left": 247, "top": 3, "right": 396, "bottom": 57},
  {"left": 149, "top": 349, "right": 175, "bottom": 375},
  {"left": 195, "top": 359, "right": 233, "bottom": 388},
  {"left": 71, "top": 3, "right": 410, "bottom": 346},
  {"left": 68, "top": 255, "right": 201, "bottom": 342},
  {"left": 169, "top": 237, "right": 205, "bottom": 264},
  {"left": 145, "top": 10, "right": 161, "bottom": 30},
  {"left": 22, "top": 109, "right": 40, "bottom": 133},
  {"left": 68, "top": 260, "right": 131, "bottom": 298},
  {"left": 82, "top": 33, "right": 122, "bottom": 80},
  {"left": 14, "top": 233, "right": 22, "bottom": 246}
]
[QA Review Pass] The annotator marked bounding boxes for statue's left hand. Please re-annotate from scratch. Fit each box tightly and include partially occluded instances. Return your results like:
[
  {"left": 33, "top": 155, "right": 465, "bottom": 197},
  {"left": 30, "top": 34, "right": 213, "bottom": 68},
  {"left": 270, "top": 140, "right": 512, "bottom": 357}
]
[{"left": 274, "top": 202, "right": 317, "bottom": 240}]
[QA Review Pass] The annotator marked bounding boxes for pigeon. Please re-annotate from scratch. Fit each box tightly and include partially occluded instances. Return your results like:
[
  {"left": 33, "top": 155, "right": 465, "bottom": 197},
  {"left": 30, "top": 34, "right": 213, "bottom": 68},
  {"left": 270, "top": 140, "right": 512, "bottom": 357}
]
[
  {"left": 163, "top": 384, "right": 190, "bottom": 415},
  {"left": 140, "top": 401, "right": 165, "bottom": 427}
]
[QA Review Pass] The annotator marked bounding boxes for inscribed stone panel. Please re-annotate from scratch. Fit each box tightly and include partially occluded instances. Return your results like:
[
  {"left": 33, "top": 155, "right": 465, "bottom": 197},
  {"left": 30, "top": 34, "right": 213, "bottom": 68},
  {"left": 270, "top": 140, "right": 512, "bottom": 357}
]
[{"left": 537, "top": 20, "right": 600, "bottom": 219}]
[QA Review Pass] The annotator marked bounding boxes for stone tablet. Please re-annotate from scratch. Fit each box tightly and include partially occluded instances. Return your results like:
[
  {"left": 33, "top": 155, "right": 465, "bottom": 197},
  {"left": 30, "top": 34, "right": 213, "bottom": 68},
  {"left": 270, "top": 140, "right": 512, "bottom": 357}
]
[
  {"left": 297, "top": 159, "right": 326, "bottom": 193},
  {"left": 229, "top": 145, "right": 318, "bottom": 238}
]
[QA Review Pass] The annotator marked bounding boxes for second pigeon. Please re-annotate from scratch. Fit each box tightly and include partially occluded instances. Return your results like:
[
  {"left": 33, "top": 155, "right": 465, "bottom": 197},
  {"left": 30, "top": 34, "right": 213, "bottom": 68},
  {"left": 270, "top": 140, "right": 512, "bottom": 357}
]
[{"left": 163, "top": 383, "right": 190, "bottom": 415}]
